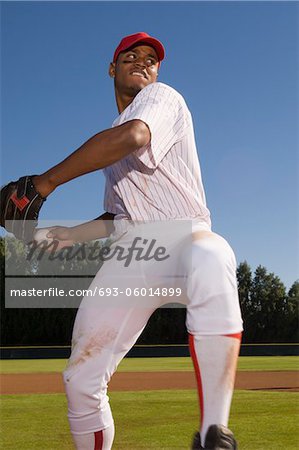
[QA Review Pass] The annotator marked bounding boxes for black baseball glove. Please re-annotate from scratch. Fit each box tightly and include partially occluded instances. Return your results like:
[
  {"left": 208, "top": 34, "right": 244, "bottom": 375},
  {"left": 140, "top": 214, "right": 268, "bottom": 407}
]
[{"left": 0, "top": 175, "right": 46, "bottom": 242}]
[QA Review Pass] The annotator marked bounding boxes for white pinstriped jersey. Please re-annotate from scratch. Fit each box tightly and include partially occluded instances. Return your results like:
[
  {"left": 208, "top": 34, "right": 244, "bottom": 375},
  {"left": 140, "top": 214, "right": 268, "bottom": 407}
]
[{"left": 103, "top": 82, "right": 211, "bottom": 227}]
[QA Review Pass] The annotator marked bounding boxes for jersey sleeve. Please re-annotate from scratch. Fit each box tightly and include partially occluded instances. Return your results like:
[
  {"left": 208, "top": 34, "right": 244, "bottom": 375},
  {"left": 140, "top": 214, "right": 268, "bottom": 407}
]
[{"left": 118, "top": 83, "right": 188, "bottom": 169}]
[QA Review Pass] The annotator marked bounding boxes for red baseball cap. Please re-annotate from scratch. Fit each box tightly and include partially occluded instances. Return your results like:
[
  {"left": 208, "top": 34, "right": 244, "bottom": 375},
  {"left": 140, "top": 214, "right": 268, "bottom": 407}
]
[{"left": 113, "top": 32, "right": 165, "bottom": 63}]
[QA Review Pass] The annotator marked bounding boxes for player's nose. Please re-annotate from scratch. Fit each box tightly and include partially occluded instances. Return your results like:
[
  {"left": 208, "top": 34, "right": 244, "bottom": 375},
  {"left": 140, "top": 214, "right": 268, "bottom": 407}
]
[{"left": 134, "top": 57, "right": 147, "bottom": 67}]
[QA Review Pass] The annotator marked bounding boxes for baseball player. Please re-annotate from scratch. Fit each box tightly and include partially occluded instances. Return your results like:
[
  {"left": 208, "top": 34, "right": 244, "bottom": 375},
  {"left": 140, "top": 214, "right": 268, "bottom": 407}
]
[{"left": 1, "top": 32, "right": 243, "bottom": 449}]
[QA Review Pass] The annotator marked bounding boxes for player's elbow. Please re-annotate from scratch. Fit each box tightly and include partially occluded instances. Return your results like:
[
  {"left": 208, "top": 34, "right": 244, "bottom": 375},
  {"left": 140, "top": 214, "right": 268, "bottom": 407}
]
[{"left": 126, "top": 120, "right": 151, "bottom": 149}]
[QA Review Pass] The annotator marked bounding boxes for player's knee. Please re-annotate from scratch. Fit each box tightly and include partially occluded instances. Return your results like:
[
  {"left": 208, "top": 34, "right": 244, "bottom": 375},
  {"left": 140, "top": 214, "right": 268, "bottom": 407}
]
[
  {"left": 63, "top": 368, "right": 107, "bottom": 411},
  {"left": 64, "top": 369, "right": 83, "bottom": 395},
  {"left": 63, "top": 367, "right": 113, "bottom": 434}
]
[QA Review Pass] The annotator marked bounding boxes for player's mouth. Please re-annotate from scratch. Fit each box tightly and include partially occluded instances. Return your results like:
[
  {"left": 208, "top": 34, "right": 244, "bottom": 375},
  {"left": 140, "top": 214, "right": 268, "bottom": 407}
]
[{"left": 130, "top": 70, "right": 148, "bottom": 79}]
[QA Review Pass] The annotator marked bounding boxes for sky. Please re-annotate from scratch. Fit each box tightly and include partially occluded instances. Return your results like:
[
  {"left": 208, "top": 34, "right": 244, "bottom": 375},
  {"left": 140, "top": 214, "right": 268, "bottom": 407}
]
[{"left": 1, "top": 1, "right": 298, "bottom": 289}]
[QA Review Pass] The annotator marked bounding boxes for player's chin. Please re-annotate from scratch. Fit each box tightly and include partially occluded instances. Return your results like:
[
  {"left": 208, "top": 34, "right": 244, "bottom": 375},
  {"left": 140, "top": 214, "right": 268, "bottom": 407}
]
[{"left": 128, "top": 77, "right": 151, "bottom": 91}]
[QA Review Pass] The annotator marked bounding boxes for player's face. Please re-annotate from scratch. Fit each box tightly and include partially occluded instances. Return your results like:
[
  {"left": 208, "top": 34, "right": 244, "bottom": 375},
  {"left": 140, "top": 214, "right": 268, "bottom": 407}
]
[{"left": 109, "top": 45, "right": 159, "bottom": 96}]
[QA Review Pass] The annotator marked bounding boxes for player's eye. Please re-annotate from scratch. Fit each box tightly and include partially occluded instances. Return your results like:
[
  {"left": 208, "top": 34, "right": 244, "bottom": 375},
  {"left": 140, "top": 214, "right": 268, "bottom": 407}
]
[
  {"left": 146, "top": 56, "right": 158, "bottom": 67},
  {"left": 123, "top": 53, "right": 136, "bottom": 64}
]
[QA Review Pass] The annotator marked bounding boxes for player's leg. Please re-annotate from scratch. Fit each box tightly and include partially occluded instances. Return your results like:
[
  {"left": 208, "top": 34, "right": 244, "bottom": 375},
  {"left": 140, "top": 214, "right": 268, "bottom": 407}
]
[
  {"left": 184, "top": 231, "right": 243, "bottom": 449},
  {"left": 63, "top": 224, "right": 164, "bottom": 450},
  {"left": 63, "top": 219, "right": 186, "bottom": 449},
  {"left": 63, "top": 288, "right": 157, "bottom": 450}
]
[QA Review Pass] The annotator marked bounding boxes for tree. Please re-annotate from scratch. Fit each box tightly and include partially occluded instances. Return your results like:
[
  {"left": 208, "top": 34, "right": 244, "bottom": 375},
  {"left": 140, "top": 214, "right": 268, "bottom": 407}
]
[
  {"left": 1, "top": 236, "right": 78, "bottom": 345},
  {"left": 236, "top": 261, "right": 253, "bottom": 342},
  {"left": 284, "top": 280, "right": 299, "bottom": 342},
  {"left": 250, "top": 265, "right": 287, "bottom": 342}
]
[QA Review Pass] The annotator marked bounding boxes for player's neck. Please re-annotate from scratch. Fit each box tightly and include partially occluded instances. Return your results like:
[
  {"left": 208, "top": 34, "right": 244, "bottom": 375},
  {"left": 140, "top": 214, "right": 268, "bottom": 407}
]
[
  {"left": 115, "top": 94, "right": 132, "bottom": 113},
  {"left": 114, "top": 88, "right": 141, "bottom": 113}
]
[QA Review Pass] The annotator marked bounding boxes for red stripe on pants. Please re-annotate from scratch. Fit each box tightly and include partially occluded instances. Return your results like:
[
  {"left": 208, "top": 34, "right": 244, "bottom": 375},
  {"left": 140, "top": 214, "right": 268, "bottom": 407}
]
[
  {"left": 224, "top": 332, "right": 242, "bottom": 340},
  {"left": 188, "top": 333, "right": 204, "bottom": 427},
  {"left": 94, "top": 430, "right": 103, "bottom": 450}
]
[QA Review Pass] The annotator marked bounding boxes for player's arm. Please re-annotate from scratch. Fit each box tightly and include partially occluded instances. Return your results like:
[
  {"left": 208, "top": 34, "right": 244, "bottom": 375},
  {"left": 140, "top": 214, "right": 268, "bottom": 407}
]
[
  {"left": 46, "top": 212, "right": 116, "bottom": 248},
  {"left": 33, "top": 120, "right": 150, "bottom": 198},
  {"left": 67, "top": 211, "right": 115, "bottom": 242}
]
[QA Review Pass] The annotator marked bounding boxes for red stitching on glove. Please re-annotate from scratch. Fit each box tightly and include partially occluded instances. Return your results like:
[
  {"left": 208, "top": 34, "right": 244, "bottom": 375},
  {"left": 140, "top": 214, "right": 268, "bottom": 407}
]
[{"left": 10, "top": 192, "right": 30, "bottom": 211}]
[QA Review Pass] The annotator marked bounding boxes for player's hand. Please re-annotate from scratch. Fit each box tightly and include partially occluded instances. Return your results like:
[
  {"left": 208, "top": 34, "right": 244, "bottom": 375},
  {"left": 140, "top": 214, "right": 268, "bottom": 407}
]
[
  {"left": 34, "top": 226, "right": 75, "bottom": 251},
  {"left": 47, "top": 226, "right": 75, "bottom": 250}
]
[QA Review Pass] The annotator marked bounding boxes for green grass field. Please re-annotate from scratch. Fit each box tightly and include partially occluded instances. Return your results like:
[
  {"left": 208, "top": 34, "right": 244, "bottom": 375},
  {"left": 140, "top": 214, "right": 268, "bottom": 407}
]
[
  {"left": 1, "top": 390, "right": 298, "bottom": 449},
  {"left": 1, "top": 355, "right": 298, "bottom": 374},
  {"left": 1, "top": 356, "right": 299, "bottom": 449}
]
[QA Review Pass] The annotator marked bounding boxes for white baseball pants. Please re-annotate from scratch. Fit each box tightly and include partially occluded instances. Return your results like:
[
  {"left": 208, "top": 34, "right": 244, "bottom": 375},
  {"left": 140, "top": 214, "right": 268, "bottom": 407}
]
[{"left": 63, "top": 221, "right": 243, "bottom": 445}]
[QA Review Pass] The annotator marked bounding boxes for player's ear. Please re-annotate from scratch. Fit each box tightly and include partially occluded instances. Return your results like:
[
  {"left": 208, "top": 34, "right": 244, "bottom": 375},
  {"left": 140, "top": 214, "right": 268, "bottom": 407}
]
[{"left": 109, "top": 62, "right": 116, "bottom": 78}]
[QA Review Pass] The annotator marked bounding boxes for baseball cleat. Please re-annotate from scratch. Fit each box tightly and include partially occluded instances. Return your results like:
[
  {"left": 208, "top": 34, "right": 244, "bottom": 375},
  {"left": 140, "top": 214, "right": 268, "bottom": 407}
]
[
  {"left": 191, "top": 424, "right": 238, "bottom": 449},
  {"left": 191, "top": 431, "right": 204, "bottom": 449}
]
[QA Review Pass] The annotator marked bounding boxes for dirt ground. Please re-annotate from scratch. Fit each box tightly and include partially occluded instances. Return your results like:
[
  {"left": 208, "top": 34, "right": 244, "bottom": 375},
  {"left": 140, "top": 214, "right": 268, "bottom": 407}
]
[{"left": 1, "top": 371, "right": 298, "bottom": 394}]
